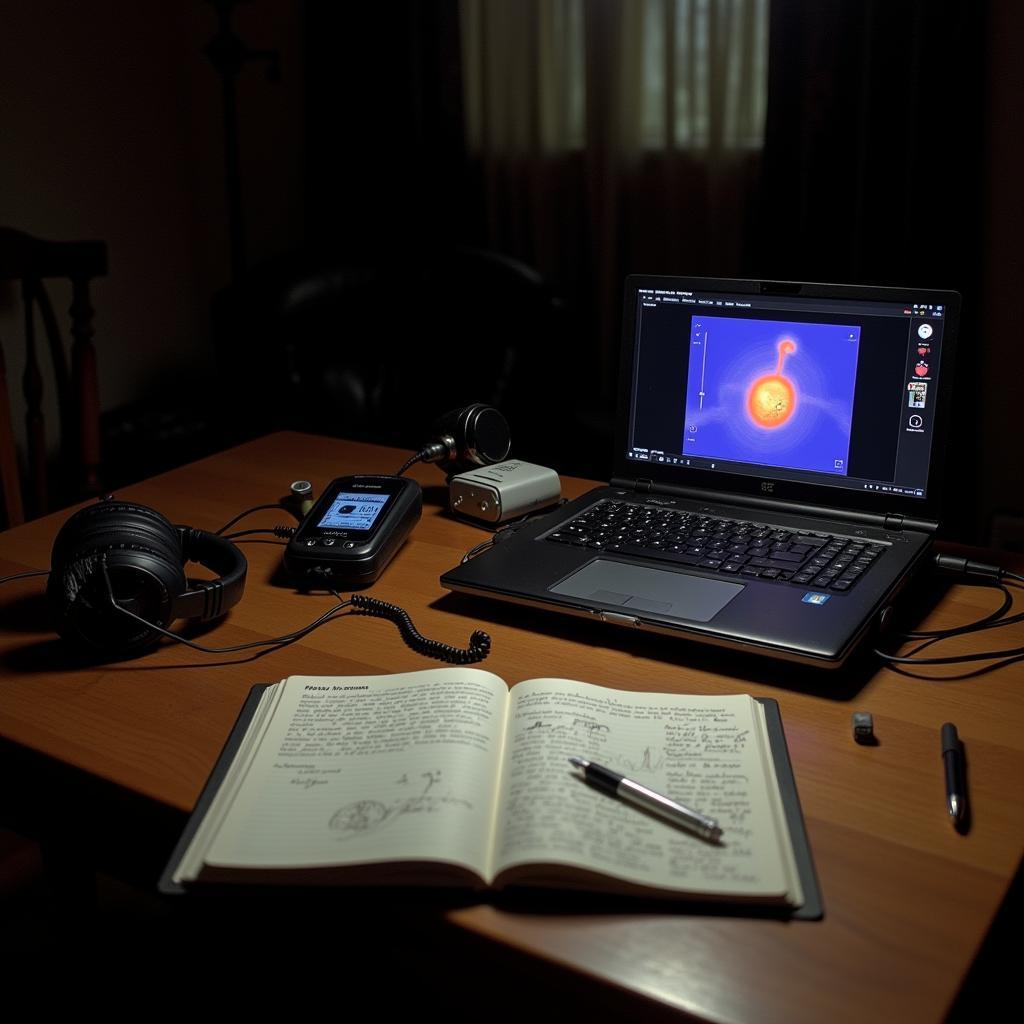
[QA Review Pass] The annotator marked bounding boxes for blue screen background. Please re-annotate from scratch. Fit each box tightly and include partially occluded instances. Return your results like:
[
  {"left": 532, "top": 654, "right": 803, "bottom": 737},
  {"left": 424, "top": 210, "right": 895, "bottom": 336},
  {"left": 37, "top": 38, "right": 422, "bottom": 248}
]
[{"left": 682, "top": 316, "right": 861, "bottom": 476}]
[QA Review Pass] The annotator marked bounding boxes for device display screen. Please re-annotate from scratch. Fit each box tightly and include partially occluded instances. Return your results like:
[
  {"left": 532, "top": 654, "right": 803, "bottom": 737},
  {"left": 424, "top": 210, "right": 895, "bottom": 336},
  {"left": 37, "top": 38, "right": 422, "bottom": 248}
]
[
  {"left": 317, "top": 492, "right": 391, "bottom": 532},
  {"left": 625, "top": 285, "right": 951, "bottom": 502}
]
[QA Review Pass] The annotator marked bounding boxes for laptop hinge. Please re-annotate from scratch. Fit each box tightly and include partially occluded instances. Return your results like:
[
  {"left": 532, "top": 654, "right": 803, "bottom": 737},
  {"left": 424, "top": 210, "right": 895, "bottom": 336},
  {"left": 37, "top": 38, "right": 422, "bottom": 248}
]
[
  {"left": 884, "top": 514, "right": 905, "bottom": 531},
  {"left": 630, "top": 478, "right": 655, "bottom": 494}
]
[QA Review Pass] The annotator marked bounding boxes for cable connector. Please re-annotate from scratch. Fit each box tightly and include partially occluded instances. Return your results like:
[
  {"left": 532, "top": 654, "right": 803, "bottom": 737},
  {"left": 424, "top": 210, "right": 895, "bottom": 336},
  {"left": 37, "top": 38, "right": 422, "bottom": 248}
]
[
  {"left": 933, "top": 553, "right": 1002, "bottom": 579},
  {"left": 396, "top": 440, "right": 454, "bottom": 477},
  {"left": 418, "top": 439, "right": 454, "bottom": 464}
]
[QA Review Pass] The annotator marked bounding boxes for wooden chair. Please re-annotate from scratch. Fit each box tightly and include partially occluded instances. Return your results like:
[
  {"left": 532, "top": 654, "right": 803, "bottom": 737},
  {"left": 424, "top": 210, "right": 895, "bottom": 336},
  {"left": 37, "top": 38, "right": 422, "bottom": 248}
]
[{"left": 0, "top": 228, "right": 107, "bottom": 527}]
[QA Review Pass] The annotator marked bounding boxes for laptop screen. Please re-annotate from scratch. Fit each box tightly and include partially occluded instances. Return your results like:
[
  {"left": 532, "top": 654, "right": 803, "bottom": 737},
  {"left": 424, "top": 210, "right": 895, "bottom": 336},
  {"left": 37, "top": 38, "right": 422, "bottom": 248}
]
[{"left": 618, "top": 277, "right": 959, "bottom": 519}]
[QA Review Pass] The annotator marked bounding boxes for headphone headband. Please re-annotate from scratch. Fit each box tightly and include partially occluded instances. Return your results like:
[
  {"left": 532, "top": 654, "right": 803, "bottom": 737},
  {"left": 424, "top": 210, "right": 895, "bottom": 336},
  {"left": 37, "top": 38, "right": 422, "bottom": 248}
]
[{"left": 175, "top": 527, "right": 248, "bottom": 621}]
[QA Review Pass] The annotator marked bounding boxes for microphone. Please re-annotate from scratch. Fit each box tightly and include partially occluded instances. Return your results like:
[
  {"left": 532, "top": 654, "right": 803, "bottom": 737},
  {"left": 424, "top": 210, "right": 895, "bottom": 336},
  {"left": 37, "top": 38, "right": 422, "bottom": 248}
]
[{"left": 400, "top": 404, "right": 512, "bottom": 478}]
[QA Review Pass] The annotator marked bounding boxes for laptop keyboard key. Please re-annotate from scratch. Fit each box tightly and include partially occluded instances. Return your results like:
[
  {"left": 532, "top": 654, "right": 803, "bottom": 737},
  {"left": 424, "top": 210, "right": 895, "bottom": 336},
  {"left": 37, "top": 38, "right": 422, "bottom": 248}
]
[{"left": 547, "top": 501, "right": 885, "bottom": 592}]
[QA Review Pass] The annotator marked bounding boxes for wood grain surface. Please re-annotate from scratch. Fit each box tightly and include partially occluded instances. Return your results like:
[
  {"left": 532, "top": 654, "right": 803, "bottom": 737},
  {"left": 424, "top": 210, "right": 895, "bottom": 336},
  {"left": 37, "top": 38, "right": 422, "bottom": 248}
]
[{"left": 1, "top": 432, "right": 1020, "bottom": 1021}]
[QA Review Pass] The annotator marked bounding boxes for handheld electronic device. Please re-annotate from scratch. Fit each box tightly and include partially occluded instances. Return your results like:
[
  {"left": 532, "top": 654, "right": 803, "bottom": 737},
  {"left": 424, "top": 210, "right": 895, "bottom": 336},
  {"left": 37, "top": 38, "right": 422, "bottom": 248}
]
[{"left": 283, "top": 475, "right": 422, "bottom": 587}]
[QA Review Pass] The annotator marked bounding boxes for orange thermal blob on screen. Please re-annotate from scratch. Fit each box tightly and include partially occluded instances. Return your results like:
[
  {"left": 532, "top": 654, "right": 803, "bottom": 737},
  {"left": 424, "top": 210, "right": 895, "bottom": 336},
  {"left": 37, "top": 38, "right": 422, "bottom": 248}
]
[{"left": 747, "top": 339, "right": 797, "bottom": 428}]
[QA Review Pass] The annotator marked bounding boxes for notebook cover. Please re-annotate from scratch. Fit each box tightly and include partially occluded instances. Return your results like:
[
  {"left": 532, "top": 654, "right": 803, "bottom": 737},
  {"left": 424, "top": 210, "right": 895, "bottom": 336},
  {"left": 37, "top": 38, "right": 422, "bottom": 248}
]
[
  {"left": 757, "top": 697, "right": 824, "bottom": 920},
  {"left": 158, "top": 682, "right": 274, "bottom": 895}
]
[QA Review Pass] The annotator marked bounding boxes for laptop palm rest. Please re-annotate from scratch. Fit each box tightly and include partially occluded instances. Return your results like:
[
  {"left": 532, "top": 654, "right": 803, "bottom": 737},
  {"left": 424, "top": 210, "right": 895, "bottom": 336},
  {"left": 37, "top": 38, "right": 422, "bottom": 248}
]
[{"left": 549, "top": 559, "right": 743, "bottom": 623}]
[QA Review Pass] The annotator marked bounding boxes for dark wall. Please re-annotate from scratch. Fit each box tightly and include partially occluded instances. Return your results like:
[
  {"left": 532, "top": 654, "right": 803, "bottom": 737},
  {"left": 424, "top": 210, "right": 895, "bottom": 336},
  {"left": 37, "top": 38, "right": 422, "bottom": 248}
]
[
  {"left": 2, "top": 1, "right": 1019, "bottom": 545},
  {"left": 283, "top": 1, "right": 1019, "bottom": 544}
]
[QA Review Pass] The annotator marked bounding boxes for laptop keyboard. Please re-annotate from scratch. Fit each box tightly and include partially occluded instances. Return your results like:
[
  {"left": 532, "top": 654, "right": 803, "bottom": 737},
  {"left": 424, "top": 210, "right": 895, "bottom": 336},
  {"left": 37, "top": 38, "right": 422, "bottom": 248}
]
[{"left": 546, "top": 499, "right": 886, "bottom": 592}]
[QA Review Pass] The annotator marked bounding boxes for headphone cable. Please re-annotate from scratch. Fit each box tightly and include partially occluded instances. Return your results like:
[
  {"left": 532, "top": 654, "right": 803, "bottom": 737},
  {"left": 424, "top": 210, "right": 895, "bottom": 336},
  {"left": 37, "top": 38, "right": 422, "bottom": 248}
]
[
  {"left": 0, "top": 568, "right": 50, "bottom": 585},
  {"left": 215, "top": 503, "right": 291, "bottom": 536},
  {"left": 98, "top": 558, "right": 490, "bottom": 663}
]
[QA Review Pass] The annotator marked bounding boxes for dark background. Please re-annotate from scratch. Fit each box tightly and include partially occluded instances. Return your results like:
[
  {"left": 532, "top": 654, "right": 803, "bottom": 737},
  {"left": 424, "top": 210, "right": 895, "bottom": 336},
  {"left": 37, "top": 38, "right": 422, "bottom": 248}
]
[{"left": 0, "top": 1, "right": 1020, "bottom": 547}]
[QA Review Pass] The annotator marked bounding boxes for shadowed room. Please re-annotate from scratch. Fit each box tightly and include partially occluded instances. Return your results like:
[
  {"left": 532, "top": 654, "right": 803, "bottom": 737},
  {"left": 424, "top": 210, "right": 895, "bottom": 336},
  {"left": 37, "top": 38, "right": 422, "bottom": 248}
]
[
  {"left": 0, "top": 2, "right": 1021, "bottom": 1015},
  {"left": 0, "top": 1, "right": 1020, "bottom": 544}
]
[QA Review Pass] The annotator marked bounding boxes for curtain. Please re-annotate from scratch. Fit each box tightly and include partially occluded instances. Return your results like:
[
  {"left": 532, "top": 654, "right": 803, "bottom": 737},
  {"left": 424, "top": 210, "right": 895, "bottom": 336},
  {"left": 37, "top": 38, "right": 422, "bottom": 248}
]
[{"left": 458, "top": 0, "right": 770, "bottom": 398}]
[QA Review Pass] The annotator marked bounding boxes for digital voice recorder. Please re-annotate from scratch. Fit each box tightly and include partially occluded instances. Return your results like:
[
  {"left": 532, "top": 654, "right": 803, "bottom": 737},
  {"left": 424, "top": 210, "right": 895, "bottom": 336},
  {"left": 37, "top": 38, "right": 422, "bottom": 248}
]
[{"left": 283, "top": 475, "right": 422, "bottom": 587}]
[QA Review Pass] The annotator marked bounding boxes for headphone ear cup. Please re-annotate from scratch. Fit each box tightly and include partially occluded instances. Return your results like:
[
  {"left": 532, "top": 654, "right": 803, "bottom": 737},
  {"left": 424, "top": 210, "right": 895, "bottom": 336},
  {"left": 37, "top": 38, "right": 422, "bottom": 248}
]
[{"left": 47, "top": 502, "right": 187, "bottom": 657}]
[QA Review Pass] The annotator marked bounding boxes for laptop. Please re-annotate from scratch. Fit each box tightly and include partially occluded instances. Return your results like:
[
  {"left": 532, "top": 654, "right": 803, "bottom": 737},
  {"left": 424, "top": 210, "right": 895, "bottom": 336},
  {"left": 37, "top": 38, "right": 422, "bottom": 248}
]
[{"left": 441, "top": 275, "right": 960, "bottom": 668}]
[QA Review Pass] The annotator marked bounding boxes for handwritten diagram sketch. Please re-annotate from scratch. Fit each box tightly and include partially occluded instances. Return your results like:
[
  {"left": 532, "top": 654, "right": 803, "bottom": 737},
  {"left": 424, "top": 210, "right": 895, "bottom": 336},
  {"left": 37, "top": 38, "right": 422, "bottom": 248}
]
[{"left": 328, "top": 769, "right": 474, "bottom": 840}]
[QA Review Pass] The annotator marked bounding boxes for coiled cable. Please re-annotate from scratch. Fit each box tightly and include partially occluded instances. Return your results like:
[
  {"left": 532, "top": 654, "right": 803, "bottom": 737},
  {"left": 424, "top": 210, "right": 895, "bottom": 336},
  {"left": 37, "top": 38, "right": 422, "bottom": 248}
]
[{"left": 350, "top": 594, "right": 491, "bottom": 664}]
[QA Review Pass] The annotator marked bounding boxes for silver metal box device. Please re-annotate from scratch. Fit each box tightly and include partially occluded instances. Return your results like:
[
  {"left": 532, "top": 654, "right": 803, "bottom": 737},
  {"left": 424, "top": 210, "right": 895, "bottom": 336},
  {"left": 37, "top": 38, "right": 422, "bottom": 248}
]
[{"left": 449, "top": 460, "right": 561, "bottom": 524}]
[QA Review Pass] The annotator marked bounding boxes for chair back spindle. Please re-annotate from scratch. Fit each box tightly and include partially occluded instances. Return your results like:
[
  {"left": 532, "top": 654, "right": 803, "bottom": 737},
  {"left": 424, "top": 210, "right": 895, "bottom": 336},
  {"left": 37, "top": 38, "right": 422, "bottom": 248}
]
[{"left": 0, "top": 228, "right": 107, "bottom": 527}]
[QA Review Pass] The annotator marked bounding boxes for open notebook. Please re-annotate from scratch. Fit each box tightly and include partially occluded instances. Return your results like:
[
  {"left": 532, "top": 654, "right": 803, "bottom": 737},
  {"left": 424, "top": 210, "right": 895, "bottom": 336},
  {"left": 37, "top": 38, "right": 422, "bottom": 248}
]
[{"left": 442, "top": 275, "right": 960, "bottom": 668}]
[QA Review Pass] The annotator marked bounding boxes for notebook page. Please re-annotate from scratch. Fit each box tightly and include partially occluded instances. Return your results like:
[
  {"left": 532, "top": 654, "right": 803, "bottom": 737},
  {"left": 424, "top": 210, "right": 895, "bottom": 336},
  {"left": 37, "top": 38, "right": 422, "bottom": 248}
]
[
  {"left": 491, "top": 680, "right": 794, "bottom": 900},
  {"left": 198, "top": 668, "right": 510, "bottom": 877}
]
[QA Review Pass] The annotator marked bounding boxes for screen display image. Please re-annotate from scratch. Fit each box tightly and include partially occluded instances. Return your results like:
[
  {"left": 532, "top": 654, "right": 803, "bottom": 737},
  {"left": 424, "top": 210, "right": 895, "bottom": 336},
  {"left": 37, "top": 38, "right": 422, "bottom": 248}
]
[
  {"left": 682, "top": 316, "right": 861, "bottom": 477},
  {"left": 317, "top": 492, "right": 390, "bottom": 531}
]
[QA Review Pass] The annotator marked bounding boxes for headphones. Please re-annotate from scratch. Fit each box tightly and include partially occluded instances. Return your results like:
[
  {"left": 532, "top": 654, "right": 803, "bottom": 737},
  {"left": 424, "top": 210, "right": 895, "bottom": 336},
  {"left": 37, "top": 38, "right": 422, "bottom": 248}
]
[
  {"left": 46, "top": 498, "right": 247, "bottom": 658},
  {"left": 425, "top": 403, "right": 511, "bottom": 476}
]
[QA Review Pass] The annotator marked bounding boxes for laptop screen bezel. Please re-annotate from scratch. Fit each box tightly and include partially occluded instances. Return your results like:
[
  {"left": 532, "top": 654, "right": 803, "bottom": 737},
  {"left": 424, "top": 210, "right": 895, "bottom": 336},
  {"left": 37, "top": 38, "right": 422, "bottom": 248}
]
[{"left": 613, "top": 275, "right": 960, "bottom": 526}]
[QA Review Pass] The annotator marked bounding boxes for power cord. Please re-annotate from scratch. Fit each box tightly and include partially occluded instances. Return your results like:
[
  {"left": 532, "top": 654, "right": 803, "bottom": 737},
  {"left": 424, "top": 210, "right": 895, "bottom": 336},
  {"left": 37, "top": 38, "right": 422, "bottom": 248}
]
[{"left": 874, "top": 553, "right": 1024, "bottom": 667}]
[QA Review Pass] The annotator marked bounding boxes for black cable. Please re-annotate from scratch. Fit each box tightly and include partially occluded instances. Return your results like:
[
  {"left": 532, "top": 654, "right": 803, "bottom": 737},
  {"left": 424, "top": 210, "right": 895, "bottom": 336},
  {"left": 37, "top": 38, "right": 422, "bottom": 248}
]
[
  {"left": 875, "top": 643, "right": 1024, "bottom": 666},
  {"left": 461, "top": 537, "right": 500, "bottom": 563},
  {"left": 100, "top": 559, "right": 491, "bottom": 664},
  {"left": 875, "top": 558, "right": 1024, "bottom": 667},
  {"left": 459, "top": 502, "right": 567, "bottom": 562},
  {"left": 882, "top": 653, "right": 1024, "bottom": 681},
  {"left": 396, "top": 441, "right": 450, "bottom": 477},
  {"left": 110, "top": 599, "right": 352, "bottom": 654},
  {"left": 222, "top": 526, "right": 295, "bottom": 541},
  {"left": 226, "top": 539, "right": 288, "bottom": 546},
  {"left": 215, "top": 503, "right": 286, "bottom": 536},
  {"left": 897, "top": 582, "right": 1015, "bottom": 639},
  {"left": 0, "top": 568, "right": 49, "bottom": 585},
  {"left": 395, "top": 452, "right": 424, "bottom": 477},
  {"left": 350, "top": 594, "right": 491, "bottom": 664},
  {"left": 101, "top": 554, "right": 352, "bottom": 653}
]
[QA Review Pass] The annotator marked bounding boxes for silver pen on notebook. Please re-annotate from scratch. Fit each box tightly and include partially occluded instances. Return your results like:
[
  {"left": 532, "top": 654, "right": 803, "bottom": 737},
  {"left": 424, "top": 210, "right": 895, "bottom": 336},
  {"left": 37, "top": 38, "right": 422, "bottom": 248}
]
[{"left": 569, "top": 756, "right": 723, "bottom": 842}]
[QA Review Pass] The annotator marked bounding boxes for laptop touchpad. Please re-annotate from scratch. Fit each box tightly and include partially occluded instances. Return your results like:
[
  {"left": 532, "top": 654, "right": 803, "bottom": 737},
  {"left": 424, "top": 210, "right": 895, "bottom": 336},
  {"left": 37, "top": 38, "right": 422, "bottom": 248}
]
[{"left": 550, "top": 559, "right": 743, "bottom": 623}]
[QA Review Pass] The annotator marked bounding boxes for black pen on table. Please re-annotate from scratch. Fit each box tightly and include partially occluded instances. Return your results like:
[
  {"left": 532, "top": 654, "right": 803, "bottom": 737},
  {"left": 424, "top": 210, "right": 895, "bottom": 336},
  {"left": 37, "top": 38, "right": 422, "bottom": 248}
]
[
  {"left": 568, "top": 756, "right": 723, "bottom": 842},
  {"left": 941, "top": 723, "right": 968, "bottom": 829}
]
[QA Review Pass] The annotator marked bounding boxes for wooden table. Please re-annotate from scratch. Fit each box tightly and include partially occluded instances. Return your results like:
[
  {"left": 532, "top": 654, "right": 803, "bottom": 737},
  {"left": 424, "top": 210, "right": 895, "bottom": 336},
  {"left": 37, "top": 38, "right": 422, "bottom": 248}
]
[{"left": 1, "top": 432, "right": 1020, "bottom": 1020}]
